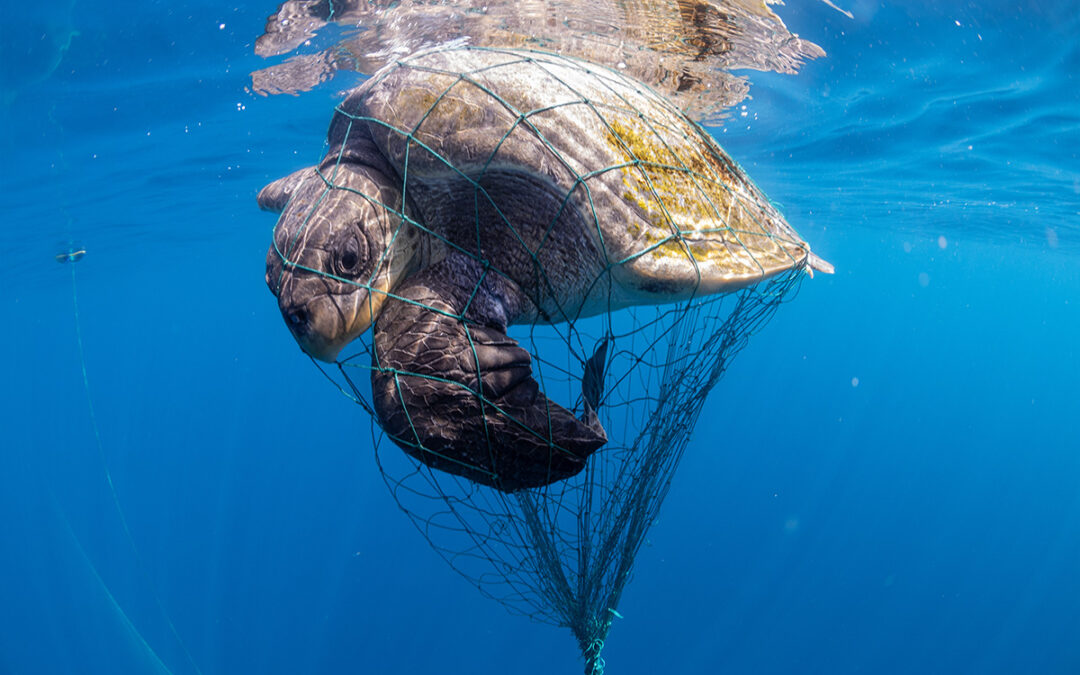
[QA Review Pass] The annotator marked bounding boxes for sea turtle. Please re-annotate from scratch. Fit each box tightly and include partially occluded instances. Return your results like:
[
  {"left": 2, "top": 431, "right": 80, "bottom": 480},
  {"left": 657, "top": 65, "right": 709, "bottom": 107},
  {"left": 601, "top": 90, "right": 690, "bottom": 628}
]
[{"left": 260, "top": 46, "right": 831, "bottom": 492}]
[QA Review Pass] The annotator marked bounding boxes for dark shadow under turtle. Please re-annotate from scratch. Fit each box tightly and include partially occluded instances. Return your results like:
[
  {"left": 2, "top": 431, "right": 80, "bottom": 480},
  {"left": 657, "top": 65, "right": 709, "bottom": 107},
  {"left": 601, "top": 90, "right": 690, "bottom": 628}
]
[{"left": 260, "top": 47, "right": 831, "bottom": 492}]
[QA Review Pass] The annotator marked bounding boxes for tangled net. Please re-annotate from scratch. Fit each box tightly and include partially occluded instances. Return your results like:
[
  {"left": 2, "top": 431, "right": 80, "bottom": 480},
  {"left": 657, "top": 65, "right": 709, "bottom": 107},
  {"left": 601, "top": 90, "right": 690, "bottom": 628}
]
[
  {"left": 337, "top": 273, "right": 797, "bottom": 674},
  {"left": 265, "top": 47, "right": 813, "bottom": 673}
]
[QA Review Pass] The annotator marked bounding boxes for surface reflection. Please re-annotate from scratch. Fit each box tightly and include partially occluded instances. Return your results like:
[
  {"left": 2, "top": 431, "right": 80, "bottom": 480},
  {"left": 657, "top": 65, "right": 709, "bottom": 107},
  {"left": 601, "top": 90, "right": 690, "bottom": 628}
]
[{"left": 251, "top": 0, "right": 837, "bottom": 123}]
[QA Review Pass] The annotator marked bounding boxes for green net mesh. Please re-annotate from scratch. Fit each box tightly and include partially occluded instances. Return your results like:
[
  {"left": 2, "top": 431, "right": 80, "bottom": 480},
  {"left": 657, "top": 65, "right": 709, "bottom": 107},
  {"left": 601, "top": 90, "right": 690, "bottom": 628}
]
[
  {"left": 264, "top": 46, "right": 812, "bottom": 673},
  {"left": 345, "top": 276, "right": 795, "bottom": 674}
]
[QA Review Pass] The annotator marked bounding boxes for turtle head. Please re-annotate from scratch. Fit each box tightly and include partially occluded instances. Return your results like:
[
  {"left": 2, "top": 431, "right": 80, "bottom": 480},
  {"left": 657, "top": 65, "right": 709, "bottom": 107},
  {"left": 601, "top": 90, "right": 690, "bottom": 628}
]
[{"left": 260, "top": 163, "right": 420, "bottom": 362}]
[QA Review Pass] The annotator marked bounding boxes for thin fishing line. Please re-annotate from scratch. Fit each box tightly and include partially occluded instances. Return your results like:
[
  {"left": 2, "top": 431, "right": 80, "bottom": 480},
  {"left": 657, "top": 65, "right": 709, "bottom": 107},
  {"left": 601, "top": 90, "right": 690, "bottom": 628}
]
[
  {"left": 42, "top": 41, "right": 204, "bottom": 675},
  {"left": 48, "top": 488, "right": 175, "bottom": 675},
  {"left": 68, "top": 262, "right": 206, "bottom": 675}
]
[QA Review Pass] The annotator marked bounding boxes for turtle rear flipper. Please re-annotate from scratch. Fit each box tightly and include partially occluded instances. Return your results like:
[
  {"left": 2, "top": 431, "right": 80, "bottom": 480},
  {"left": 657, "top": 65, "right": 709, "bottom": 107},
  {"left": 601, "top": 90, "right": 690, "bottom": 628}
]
[
  {"left": 580, "top": 337, "right": 610, "bottom": 433},
  {"left": 371, "top": 256, "right": 606, "bottom": 492}
]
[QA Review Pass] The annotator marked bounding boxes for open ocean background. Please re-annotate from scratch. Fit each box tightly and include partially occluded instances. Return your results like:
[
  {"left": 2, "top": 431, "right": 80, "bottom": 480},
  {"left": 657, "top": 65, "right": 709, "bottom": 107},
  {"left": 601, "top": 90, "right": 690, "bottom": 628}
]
[{"left": 2, "top": 1, "right": 1078, "bottom": 673}]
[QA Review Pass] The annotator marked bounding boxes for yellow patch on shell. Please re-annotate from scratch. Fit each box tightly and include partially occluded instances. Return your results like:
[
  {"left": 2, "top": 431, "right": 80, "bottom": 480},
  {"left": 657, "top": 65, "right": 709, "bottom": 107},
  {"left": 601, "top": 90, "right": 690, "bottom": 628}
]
[{"left": 604, "top": 114, "right": 805, "bottom": 286}]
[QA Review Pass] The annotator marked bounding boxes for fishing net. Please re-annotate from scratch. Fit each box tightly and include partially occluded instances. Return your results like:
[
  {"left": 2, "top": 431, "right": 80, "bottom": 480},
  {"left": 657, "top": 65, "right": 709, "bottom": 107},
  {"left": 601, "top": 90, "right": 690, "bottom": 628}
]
[{"left": 264, "top": 47, "right": 812, "bottom": 673}]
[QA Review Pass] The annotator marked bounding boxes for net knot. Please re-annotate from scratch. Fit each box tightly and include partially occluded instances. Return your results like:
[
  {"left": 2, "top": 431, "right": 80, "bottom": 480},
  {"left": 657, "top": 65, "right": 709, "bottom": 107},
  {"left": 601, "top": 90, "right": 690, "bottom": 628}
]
[{"left": 585, "top": 638, "right": 606, "bottom": 675}]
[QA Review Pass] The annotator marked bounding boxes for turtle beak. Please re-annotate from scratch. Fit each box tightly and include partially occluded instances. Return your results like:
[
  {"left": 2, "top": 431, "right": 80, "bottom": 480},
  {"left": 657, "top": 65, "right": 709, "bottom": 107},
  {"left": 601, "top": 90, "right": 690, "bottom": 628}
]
[
  {"left": 274, "top": 266, "right": 350, "bottom": 362},
  {"left": 299, "top": 336, "right": 346, "bottom": 363},
  {"left": 276, "top": 274, "right": 391, "bottom": 363},
  {"left": 278, "top": 296, "right": 348, "bottom": 362},
  {"left": 280, "top": 307, "right": 343, "bottom": 362}
]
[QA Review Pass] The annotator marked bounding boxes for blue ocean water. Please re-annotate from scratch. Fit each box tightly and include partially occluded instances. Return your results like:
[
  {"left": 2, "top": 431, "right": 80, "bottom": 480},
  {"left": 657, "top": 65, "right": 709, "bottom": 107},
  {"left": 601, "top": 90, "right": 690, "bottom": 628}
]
[{"left": 2, "top": 1, "right": 1078, "bottom": 674}]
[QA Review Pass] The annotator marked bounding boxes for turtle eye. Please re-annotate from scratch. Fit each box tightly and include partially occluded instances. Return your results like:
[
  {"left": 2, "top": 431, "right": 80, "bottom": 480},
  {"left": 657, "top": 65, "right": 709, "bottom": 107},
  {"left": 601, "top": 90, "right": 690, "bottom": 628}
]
[{"left": 334, "top": 233, "right": 367, "bottom": 278}]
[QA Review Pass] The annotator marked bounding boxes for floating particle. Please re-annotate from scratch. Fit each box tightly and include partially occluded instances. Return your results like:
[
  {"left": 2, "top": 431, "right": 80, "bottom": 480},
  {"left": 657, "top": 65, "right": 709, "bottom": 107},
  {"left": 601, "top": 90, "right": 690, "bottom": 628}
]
[{"left": 56, "top": 246, "right": 86, "bottom": 264}]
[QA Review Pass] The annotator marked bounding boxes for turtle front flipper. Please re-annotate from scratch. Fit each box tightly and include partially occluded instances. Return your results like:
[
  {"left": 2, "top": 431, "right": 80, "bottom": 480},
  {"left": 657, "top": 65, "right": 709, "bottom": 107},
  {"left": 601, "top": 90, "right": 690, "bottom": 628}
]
[{"left": 371, "top": 257, "right": 606, "bottom": 492}]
